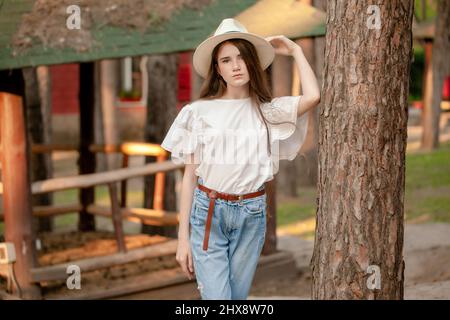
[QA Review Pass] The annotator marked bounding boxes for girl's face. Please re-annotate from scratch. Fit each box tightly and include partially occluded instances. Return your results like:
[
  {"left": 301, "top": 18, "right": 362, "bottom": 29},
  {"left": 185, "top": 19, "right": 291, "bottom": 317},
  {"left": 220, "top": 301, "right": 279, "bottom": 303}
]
[{"left": 215, "top": 42, "right": 250, "bottom": 88}]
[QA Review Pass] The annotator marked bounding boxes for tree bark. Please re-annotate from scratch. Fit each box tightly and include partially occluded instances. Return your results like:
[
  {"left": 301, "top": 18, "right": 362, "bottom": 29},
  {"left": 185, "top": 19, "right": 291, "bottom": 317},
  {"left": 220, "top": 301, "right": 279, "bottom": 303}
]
[
  {"left": 311, "top": 0, "right": 414, "bottom": 300},
  {"left": 420, "top": 0, "right": 450, "bottom": 150},
  {"left": 142, "top": 54, "right": 179, "bottom": 238}
]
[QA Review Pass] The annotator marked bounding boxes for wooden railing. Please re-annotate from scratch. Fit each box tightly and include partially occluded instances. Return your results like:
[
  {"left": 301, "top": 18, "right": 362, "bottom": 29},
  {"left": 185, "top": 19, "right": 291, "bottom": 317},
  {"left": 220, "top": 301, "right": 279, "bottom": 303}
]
[{"left": 0, "top": 142, "right": 184, "bottom": 255}]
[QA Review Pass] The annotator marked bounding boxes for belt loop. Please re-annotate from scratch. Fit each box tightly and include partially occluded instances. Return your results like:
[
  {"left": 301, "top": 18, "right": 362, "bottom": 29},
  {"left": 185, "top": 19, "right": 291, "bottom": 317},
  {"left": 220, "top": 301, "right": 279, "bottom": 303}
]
[{"left": 208, "top": 190, "right": 217, "bottom": 199}]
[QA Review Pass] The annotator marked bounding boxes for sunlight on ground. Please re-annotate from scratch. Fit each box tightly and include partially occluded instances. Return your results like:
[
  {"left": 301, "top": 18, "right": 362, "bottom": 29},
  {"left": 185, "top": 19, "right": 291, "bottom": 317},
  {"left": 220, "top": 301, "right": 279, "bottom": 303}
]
[{"left": 276, "top": 217, "right": 316, "bottom": 240}]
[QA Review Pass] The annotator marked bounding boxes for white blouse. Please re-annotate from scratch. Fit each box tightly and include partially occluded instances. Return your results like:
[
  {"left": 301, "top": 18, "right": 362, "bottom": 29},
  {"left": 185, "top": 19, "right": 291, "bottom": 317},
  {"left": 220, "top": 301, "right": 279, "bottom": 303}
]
[{"left": 161, "top": 96, "right": 309, "bottom": 194}]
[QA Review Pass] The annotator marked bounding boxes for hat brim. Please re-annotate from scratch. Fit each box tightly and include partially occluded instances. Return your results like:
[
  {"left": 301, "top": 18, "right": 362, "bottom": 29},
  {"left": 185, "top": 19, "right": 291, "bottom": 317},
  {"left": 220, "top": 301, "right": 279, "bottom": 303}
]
[{"left": 193, "top": 31, "right": 275, "bottom": 79}]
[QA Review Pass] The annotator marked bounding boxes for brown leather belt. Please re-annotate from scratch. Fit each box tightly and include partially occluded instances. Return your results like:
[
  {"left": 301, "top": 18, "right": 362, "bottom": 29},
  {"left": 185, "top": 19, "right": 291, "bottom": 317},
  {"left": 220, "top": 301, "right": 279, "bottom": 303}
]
[{"left": 197, "top": 184, "right": 265, "bottom": 251}]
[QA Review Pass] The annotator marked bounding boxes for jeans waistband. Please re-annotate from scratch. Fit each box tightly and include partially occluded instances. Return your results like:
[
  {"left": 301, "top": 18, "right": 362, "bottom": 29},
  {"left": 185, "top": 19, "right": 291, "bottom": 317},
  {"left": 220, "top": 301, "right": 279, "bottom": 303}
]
[{"left": 197, "top": 176, "right": 265, "bottom": 193}]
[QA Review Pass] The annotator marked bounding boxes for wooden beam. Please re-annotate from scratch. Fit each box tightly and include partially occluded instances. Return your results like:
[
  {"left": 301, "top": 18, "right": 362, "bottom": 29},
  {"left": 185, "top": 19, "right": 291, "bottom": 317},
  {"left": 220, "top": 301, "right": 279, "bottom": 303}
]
[
  {"left": 0, "top": 204, "right": 82, "bottom": 220},
  {"left": 120, "top": 154, "right": 129, "bottom": 208},
  {"left": 108, "top": 183, "right": 127, "bottom": 253},
  {"left": 0, "top": 161, "right": 183, "bottom": 196},
  {"left": 50, "top": 267, "right": 189, "bottom": 300},
  {"left": 120, "top": 142, "right": 167, "bottom": 157},
  {"left": 86, "top": 205, "right": 179, "bottom": 226},
  {"left": 33, "top": 204, "right": 83, "bottom": 217},
  {"left": 30, "top": 239, "right": 178, "bottom": 283}
]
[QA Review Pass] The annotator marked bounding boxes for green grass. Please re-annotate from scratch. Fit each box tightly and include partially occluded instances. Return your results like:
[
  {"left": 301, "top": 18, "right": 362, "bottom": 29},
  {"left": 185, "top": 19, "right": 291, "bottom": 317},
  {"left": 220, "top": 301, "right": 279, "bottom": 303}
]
[
  {"left": 405, "top": 142, "right": 450, "bottom": 189},
  {"left": 276, "top": 141, "right": 450, "bottom": 226},
  {"left": 276, "top": 188, "right": 317, "bottom": 227},
  {"left": 404, "top": 141, "right": 450, "bottom": 223}
]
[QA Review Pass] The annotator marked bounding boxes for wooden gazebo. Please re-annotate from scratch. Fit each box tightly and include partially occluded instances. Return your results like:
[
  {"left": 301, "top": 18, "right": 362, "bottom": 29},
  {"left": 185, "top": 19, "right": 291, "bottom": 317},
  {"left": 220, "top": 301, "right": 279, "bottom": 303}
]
[{"left": 0, "top": 0, "right": 325, "bottom": 299}]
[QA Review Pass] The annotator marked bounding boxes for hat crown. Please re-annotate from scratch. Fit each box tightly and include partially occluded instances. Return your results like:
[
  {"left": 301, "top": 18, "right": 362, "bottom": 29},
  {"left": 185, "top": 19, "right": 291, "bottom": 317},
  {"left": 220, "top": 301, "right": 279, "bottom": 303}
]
[{"left": 213, "top": 18, "right": 248, "bottom": 36}]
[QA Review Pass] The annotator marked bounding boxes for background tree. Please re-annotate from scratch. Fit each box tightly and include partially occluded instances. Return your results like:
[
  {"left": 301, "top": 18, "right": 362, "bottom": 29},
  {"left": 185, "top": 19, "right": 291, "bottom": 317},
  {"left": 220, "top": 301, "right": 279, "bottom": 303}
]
[
  {"left": 142, "top": 54, "right": 179, "bottom": 238},
  {"left": 421, "top": 0, "right": 450, "bottom": 150},
  {"left": 23, "top": 67, "right": 53, "bottom": 232},
  {"left": 311, "top": 0, "right": 414, "bottom": 299}
]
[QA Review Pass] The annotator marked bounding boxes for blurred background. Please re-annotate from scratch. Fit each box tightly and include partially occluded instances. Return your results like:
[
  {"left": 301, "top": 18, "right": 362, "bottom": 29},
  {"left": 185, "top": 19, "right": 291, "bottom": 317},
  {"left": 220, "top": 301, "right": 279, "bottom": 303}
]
[{"left": 0, "top": 0, "right": 448, "bottom": 300}]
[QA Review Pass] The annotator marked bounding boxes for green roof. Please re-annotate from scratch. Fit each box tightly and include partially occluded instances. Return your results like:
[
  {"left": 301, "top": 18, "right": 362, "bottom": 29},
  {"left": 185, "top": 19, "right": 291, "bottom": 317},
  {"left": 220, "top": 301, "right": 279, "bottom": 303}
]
[{"left": 0, "top": 0, "right": 259, "bottom": 70}]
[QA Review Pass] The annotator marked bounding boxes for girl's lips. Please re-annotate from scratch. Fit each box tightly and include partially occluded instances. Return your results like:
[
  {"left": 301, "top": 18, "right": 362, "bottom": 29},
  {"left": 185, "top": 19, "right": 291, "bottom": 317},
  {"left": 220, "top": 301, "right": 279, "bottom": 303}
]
[{"left": 233, "top": 74, "right": 243, "bottom": 78}]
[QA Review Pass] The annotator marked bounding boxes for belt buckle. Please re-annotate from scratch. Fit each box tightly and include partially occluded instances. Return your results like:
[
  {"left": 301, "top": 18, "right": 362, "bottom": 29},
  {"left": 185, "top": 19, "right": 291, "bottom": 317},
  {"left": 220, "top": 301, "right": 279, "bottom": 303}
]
[{"left": 238, "top": 194, "right": 243, "bottom": 203}]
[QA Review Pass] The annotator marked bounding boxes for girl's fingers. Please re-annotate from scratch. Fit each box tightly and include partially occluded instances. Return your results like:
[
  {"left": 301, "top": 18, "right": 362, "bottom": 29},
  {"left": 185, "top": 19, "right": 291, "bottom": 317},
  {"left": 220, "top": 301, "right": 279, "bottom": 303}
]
[
  {"left": 188, "top": 253, "right": 194, "bottom": 273},
  {"left": 266, "top": 35, "right": 283, "bottom": 42}
]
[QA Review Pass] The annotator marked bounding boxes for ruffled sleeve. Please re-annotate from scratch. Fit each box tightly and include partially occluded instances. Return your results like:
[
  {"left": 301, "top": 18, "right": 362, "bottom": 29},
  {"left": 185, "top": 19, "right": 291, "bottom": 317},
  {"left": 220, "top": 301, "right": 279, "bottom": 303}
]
[
  {"left": 261, "top": 96, "right": 309, "bottom": 162},
  {"left": 161, "top": 104, "right": 202, "bottom": 164}
]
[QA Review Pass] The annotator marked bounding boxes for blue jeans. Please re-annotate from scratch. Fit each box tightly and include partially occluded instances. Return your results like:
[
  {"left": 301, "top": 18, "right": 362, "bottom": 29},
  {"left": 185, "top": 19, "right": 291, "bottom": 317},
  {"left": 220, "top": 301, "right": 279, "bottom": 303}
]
[{"left": 189, "top": 177, "right": 267, "bottom": 300}]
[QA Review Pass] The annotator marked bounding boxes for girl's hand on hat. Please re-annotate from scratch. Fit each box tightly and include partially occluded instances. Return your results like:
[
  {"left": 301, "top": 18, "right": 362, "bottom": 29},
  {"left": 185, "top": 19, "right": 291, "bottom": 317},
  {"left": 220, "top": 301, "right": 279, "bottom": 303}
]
[
  {"left": 265, "top": 35, "right": 301, "bottom": 56},
  {"left": 176, "top": 238, "right": 195, "bottom": 280}
]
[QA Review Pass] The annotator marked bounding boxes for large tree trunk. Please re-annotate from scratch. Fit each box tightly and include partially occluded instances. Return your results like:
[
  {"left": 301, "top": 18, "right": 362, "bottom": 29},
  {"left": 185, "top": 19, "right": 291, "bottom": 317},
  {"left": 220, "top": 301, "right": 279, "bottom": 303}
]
[
  {"left": 23, "top": 67, "right": 54, "bottom": 233},
  {"left": 420, "top": 0, "right": 450, "bottom": 150},
  {"left": 142, "top": 54, "right": 179, "bottom": 238},
  {"left": 311, "top": 0, "right": 414, "bottom": 299}
]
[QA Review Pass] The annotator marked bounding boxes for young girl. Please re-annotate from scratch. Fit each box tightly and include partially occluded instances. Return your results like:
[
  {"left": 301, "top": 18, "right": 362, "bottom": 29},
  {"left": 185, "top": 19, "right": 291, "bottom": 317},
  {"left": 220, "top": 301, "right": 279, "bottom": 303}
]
[{"left": 161, "top": 18, "right": 320, "bottom": 300}]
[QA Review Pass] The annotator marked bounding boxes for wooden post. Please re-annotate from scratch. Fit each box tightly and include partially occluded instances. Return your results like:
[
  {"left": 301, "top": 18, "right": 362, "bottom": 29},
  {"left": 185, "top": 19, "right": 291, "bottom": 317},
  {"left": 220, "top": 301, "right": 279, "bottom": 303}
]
[
  {"left": 153, "top": 154, "right": 166, "bottom": 211},
  {"left": 0, "top": 69, "right": 41, "bottom": 299},
  {"left": 108, "top": 183, "right": 127, "bottom": 253},
  {"left": 78, "top": 62, "right": 96, "bottom": 231},
  {"left": 120, "top": 154, "right": 129, "bottom": 208}
]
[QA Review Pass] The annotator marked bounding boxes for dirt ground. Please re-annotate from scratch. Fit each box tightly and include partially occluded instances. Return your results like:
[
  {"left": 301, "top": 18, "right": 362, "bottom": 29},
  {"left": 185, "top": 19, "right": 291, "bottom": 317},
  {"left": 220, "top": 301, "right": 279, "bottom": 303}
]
[
  {"left": 249, "top": 223, "right": 450, "bottom": 299},
  {"left": 0, "top": 231, "right": 179, "bottom": 298}
]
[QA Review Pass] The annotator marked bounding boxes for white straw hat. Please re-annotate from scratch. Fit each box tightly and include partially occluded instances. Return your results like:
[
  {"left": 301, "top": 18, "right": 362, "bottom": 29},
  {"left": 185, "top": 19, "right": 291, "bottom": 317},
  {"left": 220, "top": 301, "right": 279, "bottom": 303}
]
[{"left": 193, "top": 18, "right": 275, "bottom": 79}]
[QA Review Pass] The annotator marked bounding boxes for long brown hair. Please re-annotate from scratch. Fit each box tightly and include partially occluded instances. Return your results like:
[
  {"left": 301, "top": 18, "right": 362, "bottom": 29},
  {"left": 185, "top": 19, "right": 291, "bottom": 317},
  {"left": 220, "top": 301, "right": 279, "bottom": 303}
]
[{"left": 197, "top": 38, "right": 296, "bottom": 156}]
